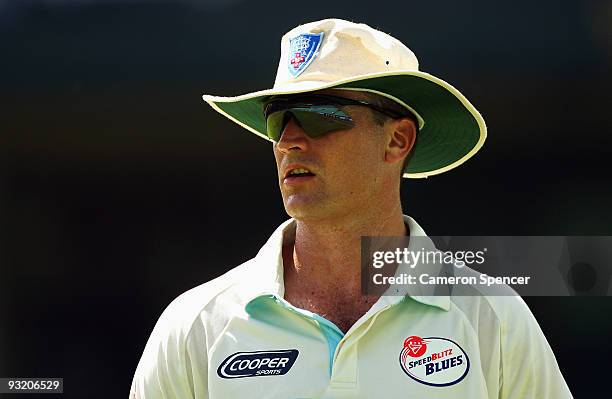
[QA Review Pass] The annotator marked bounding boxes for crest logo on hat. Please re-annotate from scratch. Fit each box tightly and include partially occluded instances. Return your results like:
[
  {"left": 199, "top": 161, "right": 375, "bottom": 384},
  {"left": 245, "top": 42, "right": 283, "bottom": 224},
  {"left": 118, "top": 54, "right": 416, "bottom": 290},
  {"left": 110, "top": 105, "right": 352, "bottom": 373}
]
[{"left": 288, "top": 32, "right": 324, "bottom": 78}]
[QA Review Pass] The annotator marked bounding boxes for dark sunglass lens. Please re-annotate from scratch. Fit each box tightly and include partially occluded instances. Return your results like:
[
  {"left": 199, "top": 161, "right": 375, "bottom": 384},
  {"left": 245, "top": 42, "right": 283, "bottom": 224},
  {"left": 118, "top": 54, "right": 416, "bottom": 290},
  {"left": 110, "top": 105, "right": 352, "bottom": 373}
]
[
  {"left": 265, "top": 103, "right": 355, "bottom": 141},
  {"left": 266, "top": 110, "right": 288, "bottom": 142},
  {"left": 292, "top": 109, "right": 354, "bottom": 138}
]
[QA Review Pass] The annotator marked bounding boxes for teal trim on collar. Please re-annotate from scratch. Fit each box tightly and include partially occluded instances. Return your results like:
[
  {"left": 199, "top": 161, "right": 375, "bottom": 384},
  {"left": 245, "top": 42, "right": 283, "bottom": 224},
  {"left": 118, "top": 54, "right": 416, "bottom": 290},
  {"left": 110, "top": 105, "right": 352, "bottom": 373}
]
[
  {"left": 310, "top": 314, "right": 344, "bottom": 376},
  {"left": 246, "top": 294, "right": 344, "bottom": 376}
]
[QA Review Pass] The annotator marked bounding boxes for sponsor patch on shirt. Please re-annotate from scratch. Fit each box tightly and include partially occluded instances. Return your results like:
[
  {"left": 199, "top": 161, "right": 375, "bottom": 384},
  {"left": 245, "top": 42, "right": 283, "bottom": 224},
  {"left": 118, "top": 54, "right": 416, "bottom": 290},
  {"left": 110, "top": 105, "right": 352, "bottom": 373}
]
[
  {"left": 399, "top": 336, "right": 469, "bottom": 387},
  {"left": 217, "top": 349, "right": 299, "bottom": 379},
  {"left": 287, "top": 32, "right": 324, "bottom": 77}
]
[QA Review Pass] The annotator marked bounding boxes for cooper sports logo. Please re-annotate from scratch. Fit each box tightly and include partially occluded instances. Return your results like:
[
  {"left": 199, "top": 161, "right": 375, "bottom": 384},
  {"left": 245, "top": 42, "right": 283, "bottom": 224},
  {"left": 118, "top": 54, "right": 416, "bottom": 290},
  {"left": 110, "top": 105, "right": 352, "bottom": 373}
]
[
  {"left": 399, "top": 336, "right": 470, "bottom": 387},
  {"left": 217, "top": 349, "right": 299, "bottom": 379}
]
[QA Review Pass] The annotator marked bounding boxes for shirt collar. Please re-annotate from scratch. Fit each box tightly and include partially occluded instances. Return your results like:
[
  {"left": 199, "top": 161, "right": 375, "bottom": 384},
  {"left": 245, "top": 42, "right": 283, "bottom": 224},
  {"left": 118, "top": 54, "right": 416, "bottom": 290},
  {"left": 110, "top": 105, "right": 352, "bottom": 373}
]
[{"left": 244, "top": 215, "right": 451, "bottom": 312}]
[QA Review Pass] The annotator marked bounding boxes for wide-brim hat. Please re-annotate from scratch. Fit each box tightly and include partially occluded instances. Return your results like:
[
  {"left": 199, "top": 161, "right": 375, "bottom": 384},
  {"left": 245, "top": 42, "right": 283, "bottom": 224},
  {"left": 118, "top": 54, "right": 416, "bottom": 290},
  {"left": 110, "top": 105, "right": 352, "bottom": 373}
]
[{"left": 202, "top": 18, "right": 486, "bottom": 178}]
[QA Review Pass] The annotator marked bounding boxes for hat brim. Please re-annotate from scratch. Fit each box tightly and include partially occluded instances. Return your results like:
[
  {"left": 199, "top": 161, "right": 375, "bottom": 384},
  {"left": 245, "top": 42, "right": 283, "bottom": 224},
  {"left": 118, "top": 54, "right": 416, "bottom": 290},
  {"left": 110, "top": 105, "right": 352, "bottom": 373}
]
[{"left": 201, "top": 70, "right": 486, "bottom": 178}]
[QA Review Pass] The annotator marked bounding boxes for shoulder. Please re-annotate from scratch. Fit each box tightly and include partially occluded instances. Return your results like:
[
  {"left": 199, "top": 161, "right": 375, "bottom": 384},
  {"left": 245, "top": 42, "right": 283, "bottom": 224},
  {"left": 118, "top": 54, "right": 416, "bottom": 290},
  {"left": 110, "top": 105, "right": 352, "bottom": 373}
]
[
  {"left": 446, "top": 265, "right": 546, "bottom": 343},
  {"left": 447, "top": 265, "right": 537, "bottom": 326},
  {"left": 152, "top": 257, "right": 260, "bottom": 339},
  {"left": 130, "top": 258, "right": 260, "bottom": 398}
]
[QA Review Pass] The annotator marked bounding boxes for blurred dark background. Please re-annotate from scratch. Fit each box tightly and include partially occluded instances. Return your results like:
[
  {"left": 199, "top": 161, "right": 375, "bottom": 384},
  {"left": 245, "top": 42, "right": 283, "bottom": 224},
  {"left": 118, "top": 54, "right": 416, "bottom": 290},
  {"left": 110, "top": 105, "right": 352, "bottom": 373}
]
[{"left": 1, "top": 0, "right": 611, "bottom": 397}]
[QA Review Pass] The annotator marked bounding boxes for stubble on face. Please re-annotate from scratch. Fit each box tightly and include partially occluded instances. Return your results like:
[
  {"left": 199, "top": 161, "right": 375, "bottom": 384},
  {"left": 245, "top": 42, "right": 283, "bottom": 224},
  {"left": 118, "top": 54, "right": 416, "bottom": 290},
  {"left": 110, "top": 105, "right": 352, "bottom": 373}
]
[{"left": 273, "top": 90, "right": 388, "bottom": 223}]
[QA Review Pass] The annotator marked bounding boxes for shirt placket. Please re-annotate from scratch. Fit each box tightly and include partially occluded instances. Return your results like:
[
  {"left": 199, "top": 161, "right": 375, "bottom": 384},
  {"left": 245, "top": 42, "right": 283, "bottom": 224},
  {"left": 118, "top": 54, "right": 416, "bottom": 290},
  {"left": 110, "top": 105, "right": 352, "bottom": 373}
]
[
  {"left": 328, "top": 300, "right": 396, "bottom": 391},
  {"left": 264, "top": 294, "right": 400, "bottom": 387}
]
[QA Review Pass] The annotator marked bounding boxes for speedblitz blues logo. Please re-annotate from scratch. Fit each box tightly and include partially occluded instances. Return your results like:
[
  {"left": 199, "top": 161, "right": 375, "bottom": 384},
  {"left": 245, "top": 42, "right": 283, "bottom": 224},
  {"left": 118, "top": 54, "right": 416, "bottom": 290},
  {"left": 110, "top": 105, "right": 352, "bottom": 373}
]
[
  {"left": 399, "top": 336, "right": 469, "bottom": 387},
  {"left": 217, "top": 349, "right": 299, "bottom": 379},
  {"left": 287, "top": 32, "right": 324, "bottom": 77}
]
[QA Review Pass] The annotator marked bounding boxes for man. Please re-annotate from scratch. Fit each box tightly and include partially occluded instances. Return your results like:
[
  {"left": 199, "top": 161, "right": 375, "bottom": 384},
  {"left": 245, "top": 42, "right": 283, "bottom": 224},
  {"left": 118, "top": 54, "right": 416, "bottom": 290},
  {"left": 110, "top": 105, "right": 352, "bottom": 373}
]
[{"left": 130, "top": 19, "right": 572, "bottom": 398}]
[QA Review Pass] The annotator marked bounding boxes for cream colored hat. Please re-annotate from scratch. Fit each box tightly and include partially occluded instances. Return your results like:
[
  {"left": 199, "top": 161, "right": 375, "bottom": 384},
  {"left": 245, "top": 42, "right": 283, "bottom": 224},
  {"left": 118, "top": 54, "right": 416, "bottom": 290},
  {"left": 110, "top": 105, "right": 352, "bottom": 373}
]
[{"left": 202, "top": 18, "right": 486, "bottom": 178}]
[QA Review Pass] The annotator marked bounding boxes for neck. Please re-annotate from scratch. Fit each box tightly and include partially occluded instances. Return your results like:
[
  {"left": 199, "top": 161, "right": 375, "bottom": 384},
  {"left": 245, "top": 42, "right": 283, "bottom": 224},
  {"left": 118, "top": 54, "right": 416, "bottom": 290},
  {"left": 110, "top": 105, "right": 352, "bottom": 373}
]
[{"left": 284, "top": 199, "right": 406, "bottom": 299}]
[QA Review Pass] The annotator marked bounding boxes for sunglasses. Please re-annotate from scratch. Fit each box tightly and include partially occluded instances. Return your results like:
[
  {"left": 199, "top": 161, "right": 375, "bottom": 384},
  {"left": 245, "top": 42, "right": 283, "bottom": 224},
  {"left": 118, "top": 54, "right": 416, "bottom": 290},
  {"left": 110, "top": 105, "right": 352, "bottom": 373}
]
[{"left": 263, "top": 94, "right": 409, "bottom": 142}]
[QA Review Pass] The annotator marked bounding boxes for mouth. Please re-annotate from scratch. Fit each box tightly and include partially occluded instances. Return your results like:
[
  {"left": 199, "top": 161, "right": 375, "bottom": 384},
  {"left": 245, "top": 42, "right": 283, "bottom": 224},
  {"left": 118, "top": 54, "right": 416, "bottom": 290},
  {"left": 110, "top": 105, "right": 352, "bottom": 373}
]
[{"left": 283, "top": 167, "right": 316, "bottom": 184}]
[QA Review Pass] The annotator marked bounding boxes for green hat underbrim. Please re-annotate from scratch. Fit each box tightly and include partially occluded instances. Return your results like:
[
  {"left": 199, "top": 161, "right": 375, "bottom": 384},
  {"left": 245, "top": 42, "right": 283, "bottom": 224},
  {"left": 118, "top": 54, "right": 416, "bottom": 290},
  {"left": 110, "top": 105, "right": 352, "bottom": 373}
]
[{"left": 202, "top": 70, "right": 486, "bottom": 178}]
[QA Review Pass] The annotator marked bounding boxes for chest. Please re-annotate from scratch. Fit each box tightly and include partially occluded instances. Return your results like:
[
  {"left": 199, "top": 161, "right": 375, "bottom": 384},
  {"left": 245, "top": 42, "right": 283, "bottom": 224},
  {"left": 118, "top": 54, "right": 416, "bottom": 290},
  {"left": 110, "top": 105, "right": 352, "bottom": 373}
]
[{"left": 206, "top": 296, "right": 493, "bottom": 399}]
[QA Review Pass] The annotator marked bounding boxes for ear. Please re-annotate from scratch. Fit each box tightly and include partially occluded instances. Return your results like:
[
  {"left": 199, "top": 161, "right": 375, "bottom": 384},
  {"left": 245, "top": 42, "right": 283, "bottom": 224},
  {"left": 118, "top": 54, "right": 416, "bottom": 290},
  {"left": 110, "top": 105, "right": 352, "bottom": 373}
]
[{"left": 384, "top": 118, "right": 417, "bottom": 166}]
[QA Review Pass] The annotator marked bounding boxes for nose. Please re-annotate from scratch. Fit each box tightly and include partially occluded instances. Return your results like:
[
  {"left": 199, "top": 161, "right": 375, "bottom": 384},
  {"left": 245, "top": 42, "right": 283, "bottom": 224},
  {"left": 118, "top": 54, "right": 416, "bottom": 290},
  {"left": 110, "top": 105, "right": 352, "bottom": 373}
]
[{"left": 275, "top": 115, "right": 309, "bottom": 153}]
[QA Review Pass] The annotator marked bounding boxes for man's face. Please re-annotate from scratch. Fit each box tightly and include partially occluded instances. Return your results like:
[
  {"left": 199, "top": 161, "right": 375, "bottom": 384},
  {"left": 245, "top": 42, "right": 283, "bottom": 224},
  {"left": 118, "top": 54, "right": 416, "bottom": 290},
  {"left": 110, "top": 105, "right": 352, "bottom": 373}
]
[{"left": 272, "top": 89, "right": 393, "bottom": 222}]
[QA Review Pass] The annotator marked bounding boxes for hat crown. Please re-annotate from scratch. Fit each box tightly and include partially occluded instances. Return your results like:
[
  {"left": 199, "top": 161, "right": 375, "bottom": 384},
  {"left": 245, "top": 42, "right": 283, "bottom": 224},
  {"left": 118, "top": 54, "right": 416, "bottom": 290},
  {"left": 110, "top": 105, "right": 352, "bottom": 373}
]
[{"left": 274, "top": 19, "right": 419, "bottom": 88}]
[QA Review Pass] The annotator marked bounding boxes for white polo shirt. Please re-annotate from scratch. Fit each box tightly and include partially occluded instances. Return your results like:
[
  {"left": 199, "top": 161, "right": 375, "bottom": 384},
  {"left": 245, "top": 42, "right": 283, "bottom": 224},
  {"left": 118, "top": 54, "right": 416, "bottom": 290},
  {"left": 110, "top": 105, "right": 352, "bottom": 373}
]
[{"left": 130, "top": 216, "right": 573, "bottom": 399}]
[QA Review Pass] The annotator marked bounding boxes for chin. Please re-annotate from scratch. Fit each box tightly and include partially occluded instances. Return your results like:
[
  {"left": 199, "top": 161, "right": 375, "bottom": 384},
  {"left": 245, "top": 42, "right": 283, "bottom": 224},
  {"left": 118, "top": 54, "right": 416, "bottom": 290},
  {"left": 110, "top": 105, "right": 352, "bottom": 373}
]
[
  {"left": 284, "top": 198, "right": 325, "bottom": 220},
  {"left": 284, "top": 198, "right": 349, "bottom": 223},
  {"left": 284, "top": 204, "right": 317, "bottom": 220}
]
